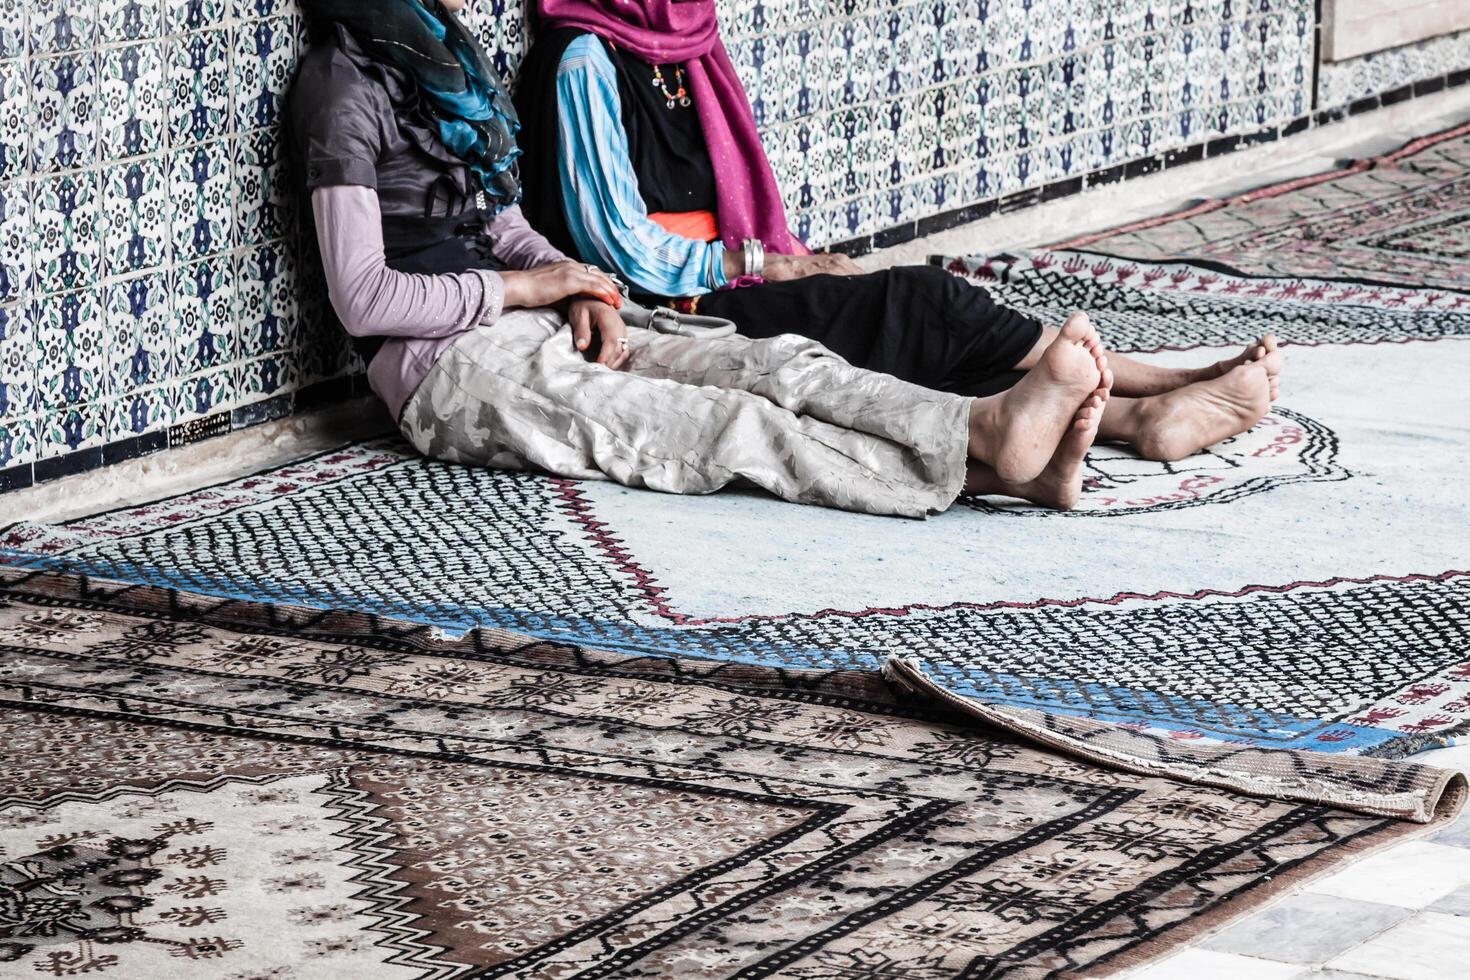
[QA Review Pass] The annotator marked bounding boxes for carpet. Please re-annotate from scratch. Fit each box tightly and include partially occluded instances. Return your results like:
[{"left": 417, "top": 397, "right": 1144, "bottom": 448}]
[
  {"left": 5, "top": 253, "right": 1468, "bottom": 767},
  {"left": 0, "top": 569, "right": 1460, "bottom": 978},
  {"left": 1054, "top": 121, "right": 1470, "bottom": 291}
]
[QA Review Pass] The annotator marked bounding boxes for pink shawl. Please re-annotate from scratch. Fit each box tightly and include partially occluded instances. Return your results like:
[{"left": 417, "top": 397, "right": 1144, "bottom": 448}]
[{"left": 537, "top": 0, "right": 806, "bottom": 255}]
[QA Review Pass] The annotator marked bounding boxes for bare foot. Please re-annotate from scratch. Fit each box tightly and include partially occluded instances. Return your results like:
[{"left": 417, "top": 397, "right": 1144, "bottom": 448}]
[
  {"left": 970, "top": 312, "right": 1105, "bottom": 484},
  {"left": 1132, "top": 362, "right": 1271, "bottom": 461},
  {"left": 966, "top": 388, "right": 1107, "bottom": 509},
  {"left": 1213, "top": 335, "right": 1283, "bottom": 399}
]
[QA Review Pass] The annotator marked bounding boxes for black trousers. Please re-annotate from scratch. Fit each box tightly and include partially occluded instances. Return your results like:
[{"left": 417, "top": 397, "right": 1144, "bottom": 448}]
[{"left": 696, "top": 265, "right": 1043, "bottom": 397}]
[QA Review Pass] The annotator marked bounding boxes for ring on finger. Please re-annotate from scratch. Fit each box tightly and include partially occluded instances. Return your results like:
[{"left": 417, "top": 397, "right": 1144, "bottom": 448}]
[{"left": 617, "top": 336, "right": 629, "bottom": 350}]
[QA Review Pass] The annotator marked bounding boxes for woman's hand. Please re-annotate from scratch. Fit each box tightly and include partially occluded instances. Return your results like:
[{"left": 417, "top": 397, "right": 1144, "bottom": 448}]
[
  {"left": 501, "top": 260, "right": 623, "bottom": 310},
  {"left": 761, "top": 251, "right": 864, "bottom": 282},
  {"left": 566, "top": 298, "right": 630, "bottom": 369}
]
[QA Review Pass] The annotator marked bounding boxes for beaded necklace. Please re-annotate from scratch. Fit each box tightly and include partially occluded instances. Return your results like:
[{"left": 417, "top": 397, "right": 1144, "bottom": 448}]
[{"left": 651, "top": 63, "right": 690, "bottom": 109}]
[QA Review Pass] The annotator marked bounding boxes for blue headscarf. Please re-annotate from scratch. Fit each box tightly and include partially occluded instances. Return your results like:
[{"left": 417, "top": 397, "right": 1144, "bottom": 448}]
[{"left": 302, "top": 0, "right": 522, "bottom": 211}]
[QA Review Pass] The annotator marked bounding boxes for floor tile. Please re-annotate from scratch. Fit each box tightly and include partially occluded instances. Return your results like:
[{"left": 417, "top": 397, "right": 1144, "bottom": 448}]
[
  {"left": 1430, "top": 802, "right": 1470, "bottom": 848},
  {"left": 1327, "top": 911, "right": 1470, "bottom": 980},
  {"left": 1306, "top": 841, "right": 1470, "bottom": 909},
  {"left": 1200, "top": 892, "right": 1411, "bottom": 964},
  {"left": 1428, "top": 883, "right": 1470, "bottom": 917},
  {"left": 1121, "top": 949, "right": 1302, "bottom": 980}
]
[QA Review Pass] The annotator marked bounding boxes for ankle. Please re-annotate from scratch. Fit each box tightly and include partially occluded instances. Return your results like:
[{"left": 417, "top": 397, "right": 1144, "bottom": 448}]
[
  {"left": 1101, "top": 397, "right": 1148, "bottom": 444},
  {"left": 967, "top": 394, "right": 1004, "bottom": 461}
]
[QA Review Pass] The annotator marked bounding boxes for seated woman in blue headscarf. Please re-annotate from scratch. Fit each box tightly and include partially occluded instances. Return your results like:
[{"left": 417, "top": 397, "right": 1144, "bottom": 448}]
[{"left": 285, "top": 0, "right": 1125, "bottom": 518}]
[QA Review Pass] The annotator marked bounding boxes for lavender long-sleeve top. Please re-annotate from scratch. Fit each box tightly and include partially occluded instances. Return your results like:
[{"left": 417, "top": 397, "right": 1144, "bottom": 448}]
[{"left": 312, "top": 186, "right": 568, "bottom": 419}]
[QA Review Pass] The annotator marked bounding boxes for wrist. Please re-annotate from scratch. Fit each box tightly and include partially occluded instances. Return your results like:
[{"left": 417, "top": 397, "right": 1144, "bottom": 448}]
[
  {"left": 741, "top": 238, "right": 764, "bottom": 279},
  {"left": 721, "top": 247, "right": 743, "bottom": 282},
  {"left": 476, "top": 270, "right": 505, "bottom": 324},
  {"left": 499, "top": 270, "right": 522, "bottom": 309}
]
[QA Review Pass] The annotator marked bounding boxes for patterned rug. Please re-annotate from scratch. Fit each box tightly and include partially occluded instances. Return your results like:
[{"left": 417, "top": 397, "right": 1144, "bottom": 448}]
[
  {"left": 1053, "top": 121, "right": 1470, "bottom": 291},
  {"left": 0, "top": 570, "right": 1461, "bottom": 978},
  {"left": 5, "top": 254, "right": 1469, "bottom": 767}
]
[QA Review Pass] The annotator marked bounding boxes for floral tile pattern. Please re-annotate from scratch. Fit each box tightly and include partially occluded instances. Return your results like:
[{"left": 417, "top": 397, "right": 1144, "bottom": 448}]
[
  {"left": 1319, "top": 28, "right": 1470, "bottom": 108},
  {"left": 0, "top": 0, "right": 1461, "bottom": 478}
]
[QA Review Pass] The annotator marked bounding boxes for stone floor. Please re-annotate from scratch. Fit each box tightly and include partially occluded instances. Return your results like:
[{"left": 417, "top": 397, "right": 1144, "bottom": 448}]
[
  {"left": 1121, "top": 746, "right": 1470, "bottom": 980},
  {"left": 8, "top": 84, "right": 1470, "bottom": 978}
]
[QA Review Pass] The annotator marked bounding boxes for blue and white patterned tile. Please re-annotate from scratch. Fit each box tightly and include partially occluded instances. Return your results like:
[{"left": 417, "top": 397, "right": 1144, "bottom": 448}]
[
  {"left": 232, "top": 129, "right": 293, "bottom": 249},
  {"left": 0, "top": 181, "right": 29, "bottom": 303},
  {"left": 232, "top": 15, "right": 296, "bottom": 133},
  {"left": 0, "top": 301, "right": 35, "bottom": 420},
  {"left": 40, "top": 402, "right": 108, "bottom": 456},
  {"left": 105, "top": 272, "right": 172, "bottom": 398},
  {"left": 1319, "top": 29, "right": 1470, "bottom": 109},
  {"left": 792, "top": 30, "right": 830, "bottom": 118},
  {"left": 28, "top": 0, "right": 97, "bottom": 55},
  {"left": 0, "top": 59, "right": 29, "bottom": 182},
  {"left": 166, "top": 0, "right": 227, "bottom": 34},
  {"left": 101, "top": 159, "right": 167, "bottom": 278},
  {"left": 0, "top": 1, "right": 25, "bottom": 60},
  {"left": 32, "top": 171, "right": 99, "bottom": 294},
  {"left": 233, "top": 349, "right": 300, "bottom": 405},
  {"left": 236, "top": 242, "right": 296, "bottom": 359},
  {"left": 168, "top": 142, "right": 232, "bottom": 261},
  {"left": 174, "top": 255, "right": 236, "bottom": 375},
  {"left": 233, "top": 0, "right": 290, "bottom": 19},
  {"left": 99, "top": 0, "right": 164, "bottom": 42},
  {"left": 100, "top": 41, "right": 166, "bottom": 159},
  {"left": 0, "top": 413, "right": 37, "bottom": 467},
  {"left": 107, "top": 383, "right": 171, "bottom": 440},
  {"left": 172, "top": 362, "right": 241, "bottom": 423},
  {"left": 168, "top": 28, "right": 230, "bottom": 146},
  {"left": 30, "top": 52, "right": 98, "bottom": 174},
  {"left": 34, "top": 288, "right": 104, "bottom": 410}
]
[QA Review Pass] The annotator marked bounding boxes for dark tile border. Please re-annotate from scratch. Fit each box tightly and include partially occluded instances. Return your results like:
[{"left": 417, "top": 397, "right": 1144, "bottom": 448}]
[
  {"left": 817, "top": 66, "right": 1470, "bottom": 261},
  {"left": 4, "top": 374, "right": 372, "bottom": 496},
  {"left": 7, "top": 66, "right": 1470, "bottom": 496}
]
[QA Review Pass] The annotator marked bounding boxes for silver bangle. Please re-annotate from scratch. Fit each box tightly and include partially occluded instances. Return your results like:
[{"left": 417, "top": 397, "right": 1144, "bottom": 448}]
[{"left": 742, "top": 238, "right": 765, "bottom": 278}]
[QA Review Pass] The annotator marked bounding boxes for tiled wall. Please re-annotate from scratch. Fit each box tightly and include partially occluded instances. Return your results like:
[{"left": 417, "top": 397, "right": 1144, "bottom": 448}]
[
  {"left": 0, "top": 0, "right": 1466, "bottom": 492},
  {"left": 1319, "top": 28, "right": 1470, "bottom": 109},
  {"left": 721, "top": 0, "right": 1316, "bottom": 247},
  {"left": 0, "top": 0, "right": 339, "bottom": 484}
]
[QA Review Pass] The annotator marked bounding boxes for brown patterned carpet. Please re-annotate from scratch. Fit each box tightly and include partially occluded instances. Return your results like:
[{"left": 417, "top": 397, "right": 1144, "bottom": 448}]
[
  {"left": 1055, "top": 121, "right": 1470, "bottom": 291},
  {"left": 0, "top": 569, "right": 1460, "bottom": 978}
]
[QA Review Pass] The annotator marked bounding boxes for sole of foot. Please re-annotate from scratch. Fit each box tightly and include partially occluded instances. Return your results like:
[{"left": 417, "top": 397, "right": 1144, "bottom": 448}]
[
  {"left": 1215, "top": 334, "right": 1283, "bottom": 399},
  {"left": 972, "top": 312, "right": 1106, "bottom": 484},
  {"left": 1134, "top": 362, "right": 1271, "bottom": 461},
  {"left": 1009, "top": 386, "right": 1108, "bottom": 510}
]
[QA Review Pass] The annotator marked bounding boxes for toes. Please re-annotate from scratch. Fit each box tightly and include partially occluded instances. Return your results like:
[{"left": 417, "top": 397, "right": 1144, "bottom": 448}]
[{"left": 1061, "top": 312, "right": 1093, "bottom": 343}]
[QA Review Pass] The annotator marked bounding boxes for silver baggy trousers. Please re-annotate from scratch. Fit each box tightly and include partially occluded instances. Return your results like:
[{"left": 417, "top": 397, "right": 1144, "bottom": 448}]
[{"left": 399, "top": 309, "right": 971, "bottom": 518}]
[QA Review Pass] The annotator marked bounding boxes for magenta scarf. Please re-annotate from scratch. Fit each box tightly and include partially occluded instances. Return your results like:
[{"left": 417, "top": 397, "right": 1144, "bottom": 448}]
[{"left": 536, "top": 0, "right": 806, "bottom": 255}]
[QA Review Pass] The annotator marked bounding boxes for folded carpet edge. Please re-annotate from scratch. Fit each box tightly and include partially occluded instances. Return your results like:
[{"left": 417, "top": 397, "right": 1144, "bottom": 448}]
[{"left": 883, "top": 655, "right": 1469, "bottom": 824}]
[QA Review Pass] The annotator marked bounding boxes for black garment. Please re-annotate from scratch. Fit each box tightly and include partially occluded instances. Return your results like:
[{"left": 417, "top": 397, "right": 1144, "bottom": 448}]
[
  {"left": 514, "top": 26, "right": 599, "bottom": 259},
  {"left": 698, "top": 266, "right": 1041, "bottom": 398},
  {"left": 604, "top": 44, "right": 716, "bottom": 214},
  {"left": 522, "top": 30, "right": 1048, "bottom": 396},
  {"left": 289, "top": 29, "right": 495, "bottom": 230},
  {"left": 296, "top": 0, "right": 521, "bottom": 209}
]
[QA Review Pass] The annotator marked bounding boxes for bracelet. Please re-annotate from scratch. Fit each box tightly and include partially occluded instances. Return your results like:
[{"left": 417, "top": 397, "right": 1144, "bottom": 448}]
[{"left": 742, "top": 238, "right": 765, "bottom": 278}]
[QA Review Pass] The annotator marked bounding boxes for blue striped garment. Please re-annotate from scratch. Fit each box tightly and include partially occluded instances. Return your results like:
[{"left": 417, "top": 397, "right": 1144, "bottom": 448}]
[{"left": 555, "top": 35, "right": 727, "bottom": 297}]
